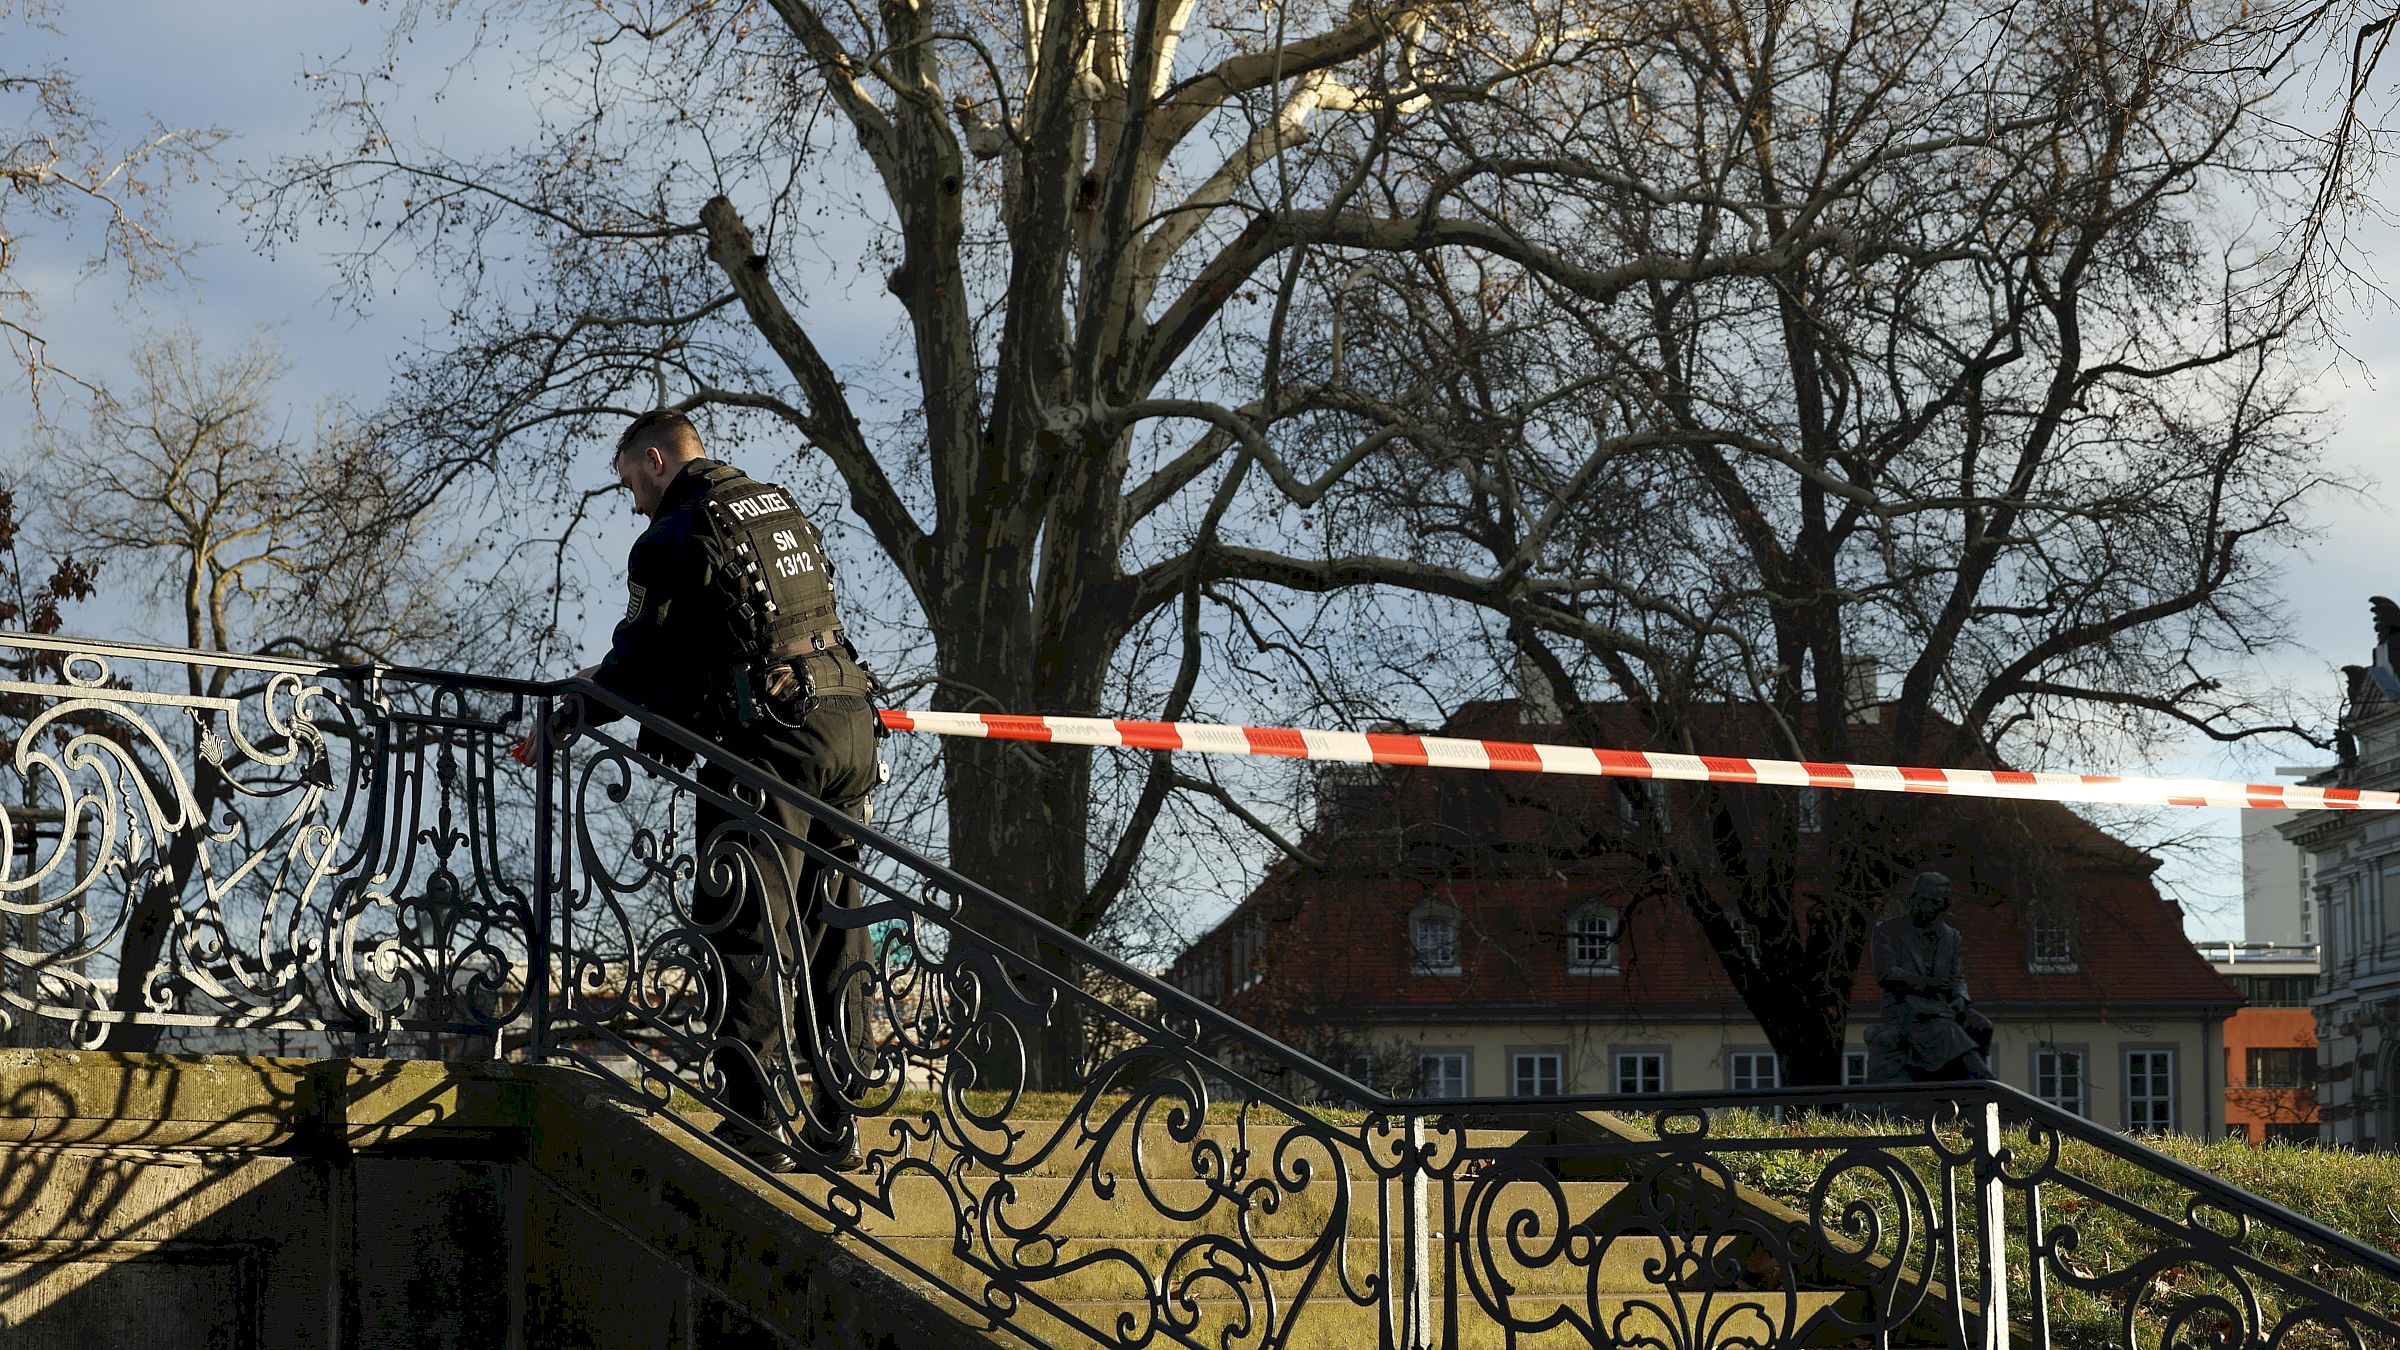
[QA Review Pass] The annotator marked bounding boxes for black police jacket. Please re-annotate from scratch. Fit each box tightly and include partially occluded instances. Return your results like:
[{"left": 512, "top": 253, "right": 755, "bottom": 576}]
[{"left": 593, "top": 459, "right": 789, "bottom": 735}]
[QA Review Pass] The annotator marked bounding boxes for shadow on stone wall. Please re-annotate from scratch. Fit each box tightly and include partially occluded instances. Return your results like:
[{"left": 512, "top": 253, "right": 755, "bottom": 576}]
[
  {"left": 0, "top": 1051, "right": 992, "bottom": 1350},
  {"left": 0, "top": 1054, "right": 519, "bottom": 1349}
]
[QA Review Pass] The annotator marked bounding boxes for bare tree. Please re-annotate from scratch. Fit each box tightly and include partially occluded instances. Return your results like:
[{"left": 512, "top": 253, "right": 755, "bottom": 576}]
[
  {"left": 38, "top": 329, "right": 534, "bottom": 1047},
  {"left": 248, "top": 0, "right": 2071, "bottom": 1082},
  {"left": 2221, "top": 0, "right": 2400, "bottom": 297},
  {"left": 1261, "top": 0, "right": 2341, "bottom": 1081},
  {"left": 51, "top": 332, "right": 506, "bottom": 669},
  {"left": 0, "top": 1, "right": 220, "bottom": 394}
]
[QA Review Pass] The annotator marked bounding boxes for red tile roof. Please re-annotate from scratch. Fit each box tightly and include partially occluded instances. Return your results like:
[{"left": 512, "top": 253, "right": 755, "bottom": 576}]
[{"left": 1173, "top": 700, "right": 2237, "bottom": 1022}]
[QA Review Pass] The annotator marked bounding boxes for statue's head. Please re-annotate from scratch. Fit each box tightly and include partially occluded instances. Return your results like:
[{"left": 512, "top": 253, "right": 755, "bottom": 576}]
[{"left": 1907, "top": 871, "right": 1953, "bottom": 926}]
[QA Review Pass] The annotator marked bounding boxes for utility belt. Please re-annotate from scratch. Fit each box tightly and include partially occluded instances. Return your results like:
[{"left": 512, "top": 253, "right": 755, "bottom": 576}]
[
  {"left": 721, "top": 626, "right": 893, "bottom": 825},
  {"left": 729, "top": 627, "right": 873, "bottom": 726}
]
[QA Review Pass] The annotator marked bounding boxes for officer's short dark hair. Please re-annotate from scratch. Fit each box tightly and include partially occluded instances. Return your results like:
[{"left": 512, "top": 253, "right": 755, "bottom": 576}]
[{"left": 616, "top": 409, "right": 704, "bottom": 464}]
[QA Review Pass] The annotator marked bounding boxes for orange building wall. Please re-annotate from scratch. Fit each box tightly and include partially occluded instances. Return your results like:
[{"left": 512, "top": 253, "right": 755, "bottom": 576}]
[{"left": 2223, "top": 1007, "right": 2319, "bottom": 1145}]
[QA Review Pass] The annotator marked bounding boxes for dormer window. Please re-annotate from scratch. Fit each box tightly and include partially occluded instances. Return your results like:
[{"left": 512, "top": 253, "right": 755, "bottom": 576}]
[
  {"left": 1567, "top": 903, "right": 1621, "bottom": 975},
  {"left": 2029, "top": 908, "right": 2077, "bottom": 973},
  {"left": 1411, "top": 901, "right": 1462, "bottom": 975}
]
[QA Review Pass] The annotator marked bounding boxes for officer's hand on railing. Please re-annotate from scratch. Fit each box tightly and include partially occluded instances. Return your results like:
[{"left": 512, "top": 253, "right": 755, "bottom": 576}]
[
  {"left": 636, "top": 725, "right": 697, "bottom": 771},
  {"left": 508, "top": 705, "right": 580, "bottom": 767}
]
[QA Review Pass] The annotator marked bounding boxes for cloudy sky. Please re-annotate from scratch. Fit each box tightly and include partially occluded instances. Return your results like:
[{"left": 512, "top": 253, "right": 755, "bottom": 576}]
[{"left": 9, "top": 2, "right": 2395, "bottom": 940}]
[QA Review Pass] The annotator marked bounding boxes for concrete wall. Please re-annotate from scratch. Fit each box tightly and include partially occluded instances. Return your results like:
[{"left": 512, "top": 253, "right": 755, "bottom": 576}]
[
  {"left": 2242, "top": 808, "right": 2314, "bottom": 947},
  {"left": 0, "top": 1053, "right": 987, "bottom": 1350}
]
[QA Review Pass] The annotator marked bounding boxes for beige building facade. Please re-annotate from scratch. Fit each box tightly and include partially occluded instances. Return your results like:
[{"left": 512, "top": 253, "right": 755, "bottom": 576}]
[{"left": 1313, "top": 1012, "right": 2225, "bottom": 1137}]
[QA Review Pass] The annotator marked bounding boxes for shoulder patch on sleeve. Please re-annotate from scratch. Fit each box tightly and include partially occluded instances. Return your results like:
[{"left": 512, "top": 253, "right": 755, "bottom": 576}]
[{"left": 624, "top": 583, "right": 648, "bottom": 623}]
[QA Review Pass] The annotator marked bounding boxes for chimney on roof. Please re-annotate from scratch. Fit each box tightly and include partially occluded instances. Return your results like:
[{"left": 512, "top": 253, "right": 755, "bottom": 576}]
[
  {"left": 1516, "top": 646, "right": 1562, "bottom": 724},
  {"left": 1843, "top": 655, "right": 1880, "bottom": 725}
]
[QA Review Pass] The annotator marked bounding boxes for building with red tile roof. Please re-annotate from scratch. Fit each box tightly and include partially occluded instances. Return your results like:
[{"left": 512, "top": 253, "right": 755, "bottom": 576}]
[{"left": 1171, "top": 700, "right": 2239, "bottom": 1135}]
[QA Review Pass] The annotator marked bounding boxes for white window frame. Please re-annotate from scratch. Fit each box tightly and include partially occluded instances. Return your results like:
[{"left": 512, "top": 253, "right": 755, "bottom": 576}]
[
  {"left": 1419, "top": 1050, "right": 1470, "bottom": 1099},
  {"left": 2033, "top": 1046, "right": 2088, "bottom": 1117},
  {"left": 1567, "top": 903, "right": 1620, "bottom": 975},
  {"left": 1410, "top": 902, "right": 1462, "bottom": 976},
  {"left": 1727, "top": 1050, "right": 1782, "bottom": 1093},
  {"left": 1614, "top": 1050, "right": 1667, "bottom": 1095},
  {"left": 1841, "top": 1049, "right": 1871, "bottom": 1085},
  {"left": 1510, "top": 1049, "right": 1565, "bottom": 1098},
  {"left": 2124, "top": 1047, "right": 2176, "bottom": 1133},
  {"left": 2029, "top": 909, "right": 2078, "bottom": 974}
]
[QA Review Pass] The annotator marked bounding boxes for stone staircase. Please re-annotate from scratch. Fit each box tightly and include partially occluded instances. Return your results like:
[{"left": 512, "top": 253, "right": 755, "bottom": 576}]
[{"left": 14, "top": 633, "right": 2396, "bottom": 1349}]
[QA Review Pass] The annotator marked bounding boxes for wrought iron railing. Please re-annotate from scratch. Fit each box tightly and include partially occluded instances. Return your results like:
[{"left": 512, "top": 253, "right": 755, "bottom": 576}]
[{"left": 3, "top": 630, "right": 2396, "bottom": 1350}]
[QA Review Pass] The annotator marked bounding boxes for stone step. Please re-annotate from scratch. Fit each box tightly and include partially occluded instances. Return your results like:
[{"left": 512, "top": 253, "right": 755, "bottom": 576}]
[
  {"left": 852, "top": 1118, "right": 1536, "bottom": 1181},
  {"left": 1005, "top": 1290, "right": 1862, "bottom": 1350},
  {"left": 794, "top": 1172, "right": 1635, "bottom": 1241},
  {"left": 866, "top": 1231, "right": 1722, "bottom": 1298}
]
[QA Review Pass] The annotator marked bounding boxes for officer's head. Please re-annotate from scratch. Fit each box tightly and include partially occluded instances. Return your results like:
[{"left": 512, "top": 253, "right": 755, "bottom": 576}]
[{"left": 613, "top": 410, "right": 706, "bottom": 518}]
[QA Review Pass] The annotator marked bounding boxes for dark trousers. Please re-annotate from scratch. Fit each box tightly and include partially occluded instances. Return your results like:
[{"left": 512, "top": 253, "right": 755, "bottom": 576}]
[{"left": 689, "top": 691, "right": 879, "bottom": 1140}]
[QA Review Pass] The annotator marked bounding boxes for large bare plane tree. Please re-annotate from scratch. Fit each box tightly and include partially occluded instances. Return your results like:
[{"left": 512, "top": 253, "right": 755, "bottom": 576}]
[
  {"left": 249, "top": 0, "right": 1989, "bottom": 1080},
  {"left": 1265, "top": 0, "right": 2340, "bottom": 1081},
  {"left": 257, "top": 0, "right": 2350, "bottom": 1084}
]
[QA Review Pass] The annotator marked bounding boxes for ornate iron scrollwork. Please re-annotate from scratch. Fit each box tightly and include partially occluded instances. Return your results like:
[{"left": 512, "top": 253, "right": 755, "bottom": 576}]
[{"left": 4, "top": 631, "right": 2398, "bottom": 1350}]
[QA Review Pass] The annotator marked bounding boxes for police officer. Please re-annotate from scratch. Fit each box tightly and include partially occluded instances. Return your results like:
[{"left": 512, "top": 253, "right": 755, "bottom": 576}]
[{"left": 585, "top": 408, "right": 880, "bottom": 1168}]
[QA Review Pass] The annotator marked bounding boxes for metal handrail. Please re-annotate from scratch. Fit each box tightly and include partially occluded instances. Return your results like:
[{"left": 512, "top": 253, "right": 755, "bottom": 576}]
[
  {"left": 6, "top": 628, "right": 2396, "bottom": 1350},
  {"left": 0, "top": 631, "right": 1385, "bottom": 1102}
]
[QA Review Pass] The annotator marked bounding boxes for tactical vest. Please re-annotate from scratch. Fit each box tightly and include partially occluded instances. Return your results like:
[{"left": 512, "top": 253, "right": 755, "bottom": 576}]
[{"left": 691, "top": 464, "right": 843, "bottom": 663}]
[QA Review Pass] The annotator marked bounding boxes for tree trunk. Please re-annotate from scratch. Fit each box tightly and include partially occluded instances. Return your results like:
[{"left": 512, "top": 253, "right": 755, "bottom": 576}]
[
  {"left": 1751, "top": 932, "right": 1860, "bottom": 1088},
  {"left": 104, "top": 826, "right": 199, "bottom": 1053},
  {"left": 941, "top": 732, "right": 1095, "bottom": 1090},
  {"left": 1768, "top": 1020, "right": 1847, "bottom": 1090},
  {"left": 930, "top": 554, "right": 1116, "bottom": 1088}
]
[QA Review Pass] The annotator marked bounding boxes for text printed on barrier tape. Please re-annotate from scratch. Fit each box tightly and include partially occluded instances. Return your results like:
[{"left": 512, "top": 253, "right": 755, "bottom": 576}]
[{"left": 874, "top": 709, "right": 2394, "bottom": 813}]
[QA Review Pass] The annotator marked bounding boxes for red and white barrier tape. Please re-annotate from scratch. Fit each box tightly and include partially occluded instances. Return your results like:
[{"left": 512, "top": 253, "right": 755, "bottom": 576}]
[{"left": 876, "top": 708, "right": 2394, "bottom": 813}]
